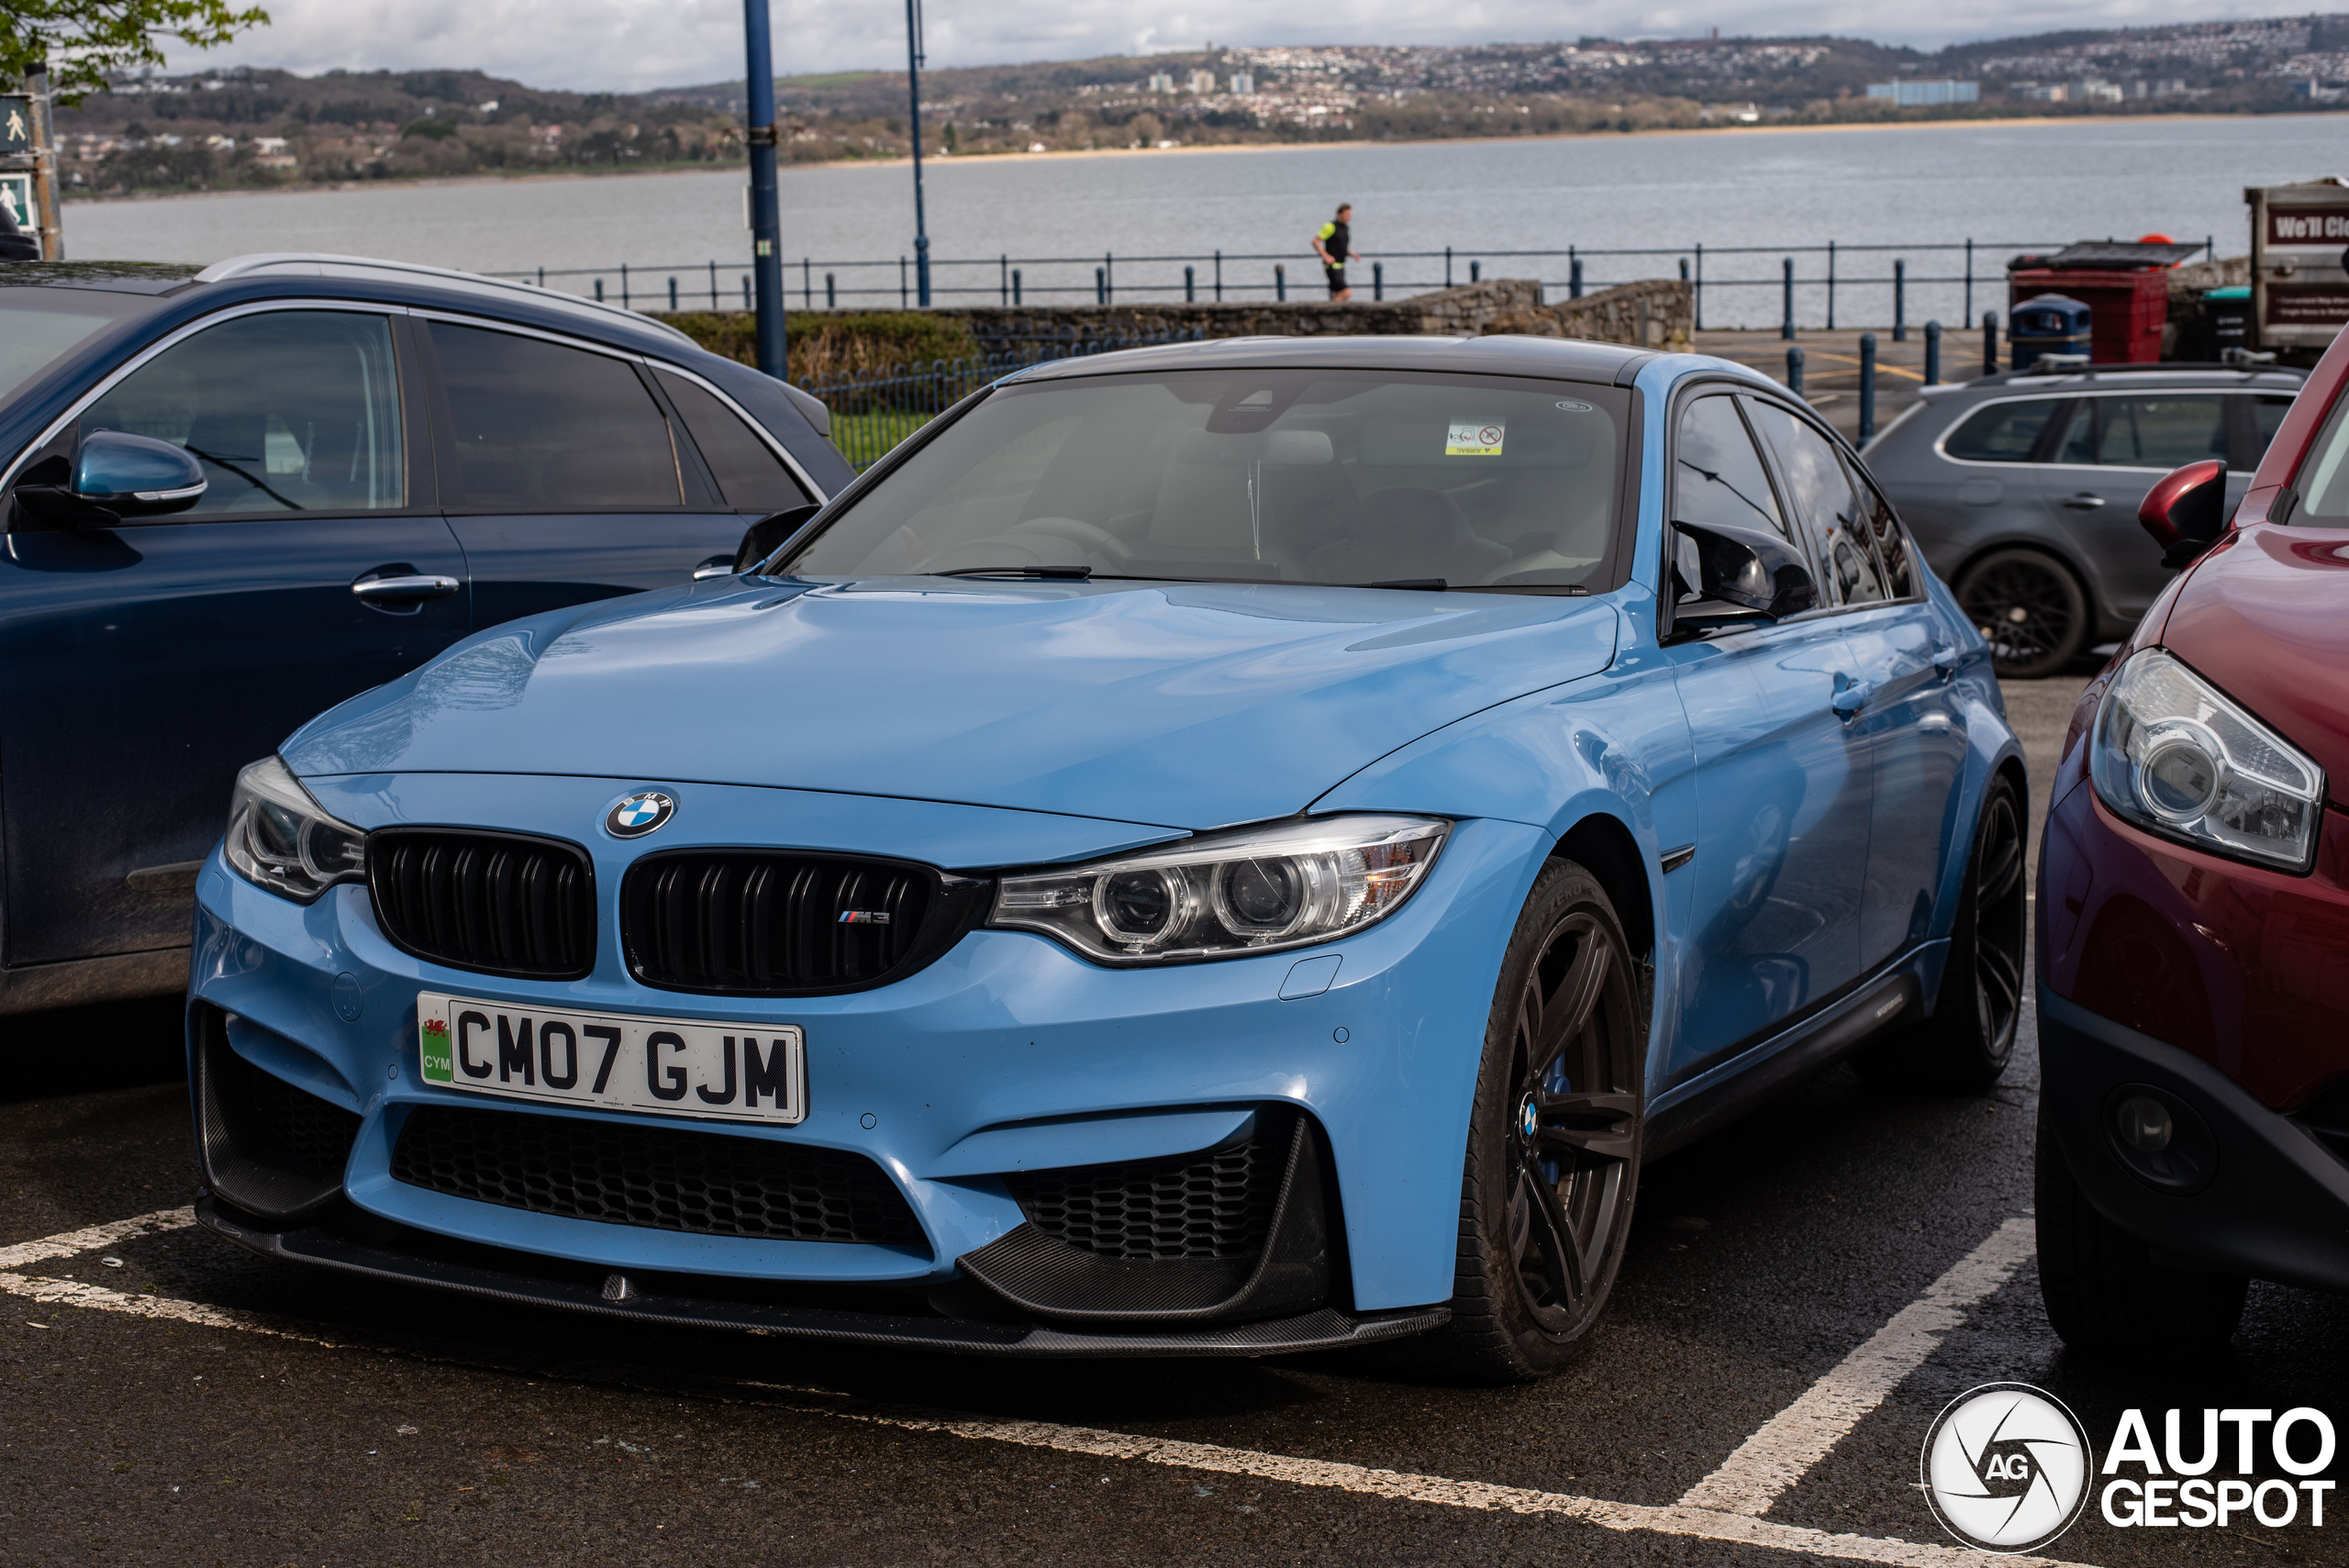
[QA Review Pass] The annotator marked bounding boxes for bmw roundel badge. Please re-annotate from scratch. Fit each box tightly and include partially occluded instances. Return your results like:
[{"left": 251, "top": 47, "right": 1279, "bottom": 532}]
[{"left": 605, "top": 790, "right": 676, "bottom": 839}]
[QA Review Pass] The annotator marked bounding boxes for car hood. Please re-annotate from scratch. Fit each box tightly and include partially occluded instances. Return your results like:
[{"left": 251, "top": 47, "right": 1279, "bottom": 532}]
[
  {"left": 2163, "top": 524, "right": 2349, "bottom": 806},
  {"left": 283, "top": 576, "right": 1619, "bottom": 832}
]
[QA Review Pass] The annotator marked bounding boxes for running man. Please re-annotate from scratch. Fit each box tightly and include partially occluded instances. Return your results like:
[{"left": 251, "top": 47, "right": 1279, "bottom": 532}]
[{"left": 1313, "top": 203, "right": 1364, "bottom": 301}]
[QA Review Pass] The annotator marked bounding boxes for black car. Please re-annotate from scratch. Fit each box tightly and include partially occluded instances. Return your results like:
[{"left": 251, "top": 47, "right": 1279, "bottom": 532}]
[{"left": 0, "top": 253, "right": 849, "bottom": 1017}]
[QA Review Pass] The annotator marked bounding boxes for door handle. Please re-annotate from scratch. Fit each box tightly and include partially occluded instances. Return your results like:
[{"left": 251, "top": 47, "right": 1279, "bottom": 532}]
[
  {"left": 1831, "top": 680, "right": 1874, "bottom": 718},
  {"left": 1932, "top": 647, "right": 1964, "bottom": 676},
  {"left": 2059, "top": 493, "right": 2108, "bottom": 509},
  {"left": 351, "top": 573, "right": 461, "bottom": 602},
  {"left": 692, "top": 554, "right": 736, "bottom": 581}
]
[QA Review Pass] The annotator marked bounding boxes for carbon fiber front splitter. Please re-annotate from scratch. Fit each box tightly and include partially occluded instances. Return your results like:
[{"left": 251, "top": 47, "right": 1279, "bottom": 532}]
[{"left": 195, "top": 1196, "right": 1450, "bottom": 1359}]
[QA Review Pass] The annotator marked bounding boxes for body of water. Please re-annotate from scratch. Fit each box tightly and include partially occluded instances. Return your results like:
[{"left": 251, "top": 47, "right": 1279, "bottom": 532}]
[{"left": 58, "top": 115, "right": 2349, "bottom": 328}]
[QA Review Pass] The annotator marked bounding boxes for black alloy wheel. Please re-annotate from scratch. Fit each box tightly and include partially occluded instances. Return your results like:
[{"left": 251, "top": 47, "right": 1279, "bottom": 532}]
[
  {"left": 1954, "top": 548, "right": 2090, "bottom": 679},
  {"left": 1411, "top": 861, "right": 1644, "bottom": 1383},
  {"left": 1857, "top": 771, "right": 2027, "bottom": 1091}
]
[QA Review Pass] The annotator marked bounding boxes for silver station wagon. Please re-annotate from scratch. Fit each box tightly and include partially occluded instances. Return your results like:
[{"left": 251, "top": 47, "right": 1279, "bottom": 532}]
[{"left": 1863, "top": 363, "right": 2305, "bottom": 676}]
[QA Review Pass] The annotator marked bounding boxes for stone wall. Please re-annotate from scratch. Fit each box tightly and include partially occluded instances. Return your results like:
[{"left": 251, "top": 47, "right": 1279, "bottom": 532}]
[{"left": 747, "top": 277, "right": 1689, "bottom": 351}]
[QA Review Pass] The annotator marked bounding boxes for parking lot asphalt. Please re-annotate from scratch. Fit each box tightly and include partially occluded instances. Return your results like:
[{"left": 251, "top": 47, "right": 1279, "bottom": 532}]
[{"left": 6, "top": 670, "right": 2346, "bottom": 1568}]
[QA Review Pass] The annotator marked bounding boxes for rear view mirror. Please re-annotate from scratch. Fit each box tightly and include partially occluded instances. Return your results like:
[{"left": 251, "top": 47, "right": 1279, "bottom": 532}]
[
  {"left": 1667, "top": 519, "right": 1818, "bottom": 637},
  {"left": 12, "top": 431, "right": 207, "bottom": 528},
  {"left": 2138, "top": 459, "right": 2227, "bottom": 569},
  {"left": 732, "top": 502, "right": 822, "bottom": 574}
]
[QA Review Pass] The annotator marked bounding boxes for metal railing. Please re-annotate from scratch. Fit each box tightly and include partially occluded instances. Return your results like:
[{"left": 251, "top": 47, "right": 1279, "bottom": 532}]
[
  {"left": 799, "top": 325, "right": 1206, "bottom": 470},
  {"left": 492, "top": 235, "right": 2219, "bottom": 332}
]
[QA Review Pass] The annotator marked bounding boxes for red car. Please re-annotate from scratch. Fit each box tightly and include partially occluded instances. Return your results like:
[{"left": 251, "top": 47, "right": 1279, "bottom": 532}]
[{"left": 2036, "top": 325, "right": 2349, "bottom": 1351}]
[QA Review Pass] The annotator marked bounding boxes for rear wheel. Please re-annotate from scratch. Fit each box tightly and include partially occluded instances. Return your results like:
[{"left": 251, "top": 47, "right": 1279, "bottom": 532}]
[
  {"left": 1955, "top": 549, "right": 2090, "bottom": 678},
  {"left": 1855, "top": 771, "right": 2026, "bottom": 1091},
  {"left": 1412, "top": 861, "right": 1644, "bottom": 1384},
  {"left": 2036, "top": 1109, "right": 2247, "bottom": 1353}
]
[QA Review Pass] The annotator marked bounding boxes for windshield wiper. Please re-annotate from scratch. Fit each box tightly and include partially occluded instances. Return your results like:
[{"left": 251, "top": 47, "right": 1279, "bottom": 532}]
[
  {"left": 930, "top": 565, "right": 1092, "bottom": 579},
  {"left": 1354, "top": 578, "right": 1448, "bottom": 591}
]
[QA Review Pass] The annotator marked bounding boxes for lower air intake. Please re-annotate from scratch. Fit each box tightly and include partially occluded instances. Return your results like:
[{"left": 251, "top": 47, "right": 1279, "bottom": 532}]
[
  {"left": 390, "top": 1103, "right": 927, "bottom": 1250},
  {"left": 1003, "top": 1110, "right": 1291, "bottom": 1262}
]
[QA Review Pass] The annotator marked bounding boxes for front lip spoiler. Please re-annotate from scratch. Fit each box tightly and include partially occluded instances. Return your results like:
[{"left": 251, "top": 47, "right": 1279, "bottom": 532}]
[{"left": 196, "top": 1197, "right": 1449, "bottom": 1359}]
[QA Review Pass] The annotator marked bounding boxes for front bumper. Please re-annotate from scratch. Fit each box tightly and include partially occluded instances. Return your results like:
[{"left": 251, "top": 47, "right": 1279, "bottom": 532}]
[
  {"left": 2038, "top": 985, "right": 2349, "bottom": 1294},
  {"left": 188, "top": 793, "right": 1547, "bottom": 1352}
]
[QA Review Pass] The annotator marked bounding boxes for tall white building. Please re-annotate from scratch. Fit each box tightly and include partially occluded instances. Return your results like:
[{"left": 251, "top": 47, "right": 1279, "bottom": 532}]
[
  {"left": 1229, "top": 71, "right": 1254, "bottom": 94},
  {"left": 1188, "top": 69, "right": 1217, "bottom": 94},
  {"left": 1148, "top": 72, "right": 1174, "bottom": 94}
]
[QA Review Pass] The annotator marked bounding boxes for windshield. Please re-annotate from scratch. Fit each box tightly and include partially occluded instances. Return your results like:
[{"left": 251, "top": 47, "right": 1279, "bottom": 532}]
[
  {"left": 0, "top": 288, "right": 149, "bottom": 407},
  {"left": 783, "top": 368, "right": 1630, "bottom": 590}
]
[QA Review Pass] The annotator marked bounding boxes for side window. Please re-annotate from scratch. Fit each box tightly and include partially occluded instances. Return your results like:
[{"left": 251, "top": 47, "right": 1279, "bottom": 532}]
[
  {"left": 1842, "top": 458, "right": 1916, "bottom": 598},
  {"left": 1745, "top": 398, "right": 1887, "bottom": 606},
  {"left": 430, "top": 323, "right": 683, "bottom": 510},
  {"left": 2091, "top": 395, "right": 2229, "bottom": 471},
  {"left": 1672, "top": 394, "right": 1791, "bottom": 544},
  {"left": 80, "top": 310, "right": 404, "bottom": 515},
  {"left": 1941, "top": 398, "right": 2065, "bottom": 463},
  {"left": 655, "top": 369, "right": 811, "bottom": 511},
  {"left": 2247, "top": 394, "right": 2295, "bottom": 471}
]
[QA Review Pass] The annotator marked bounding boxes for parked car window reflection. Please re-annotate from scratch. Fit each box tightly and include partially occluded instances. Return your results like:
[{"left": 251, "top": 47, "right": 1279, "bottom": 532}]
[
  {"left": 653, "top": 369, "right": 809, "bottom": 513},
  {"left": 2252, "top": 395, "right": 2294, "bottom": 462},
  {"left": 1672, "top": 395, "right": 1790, "bottom": 543},
  {"left": 80, "top": 310, "right": 405, "bottom": 515},
  {"left": 1941, "top": 398, "right": 2065, "bottom": 463},
  {"left": 1745, "top": 399, "right": 1887, "bottom": 606},
  {"left": 1841, "top": 460, "right": 1916, "bottom": 598},
  {"left": 431, "top": 323, "right": 682, "bottom": 511},
  {"left": 2087, "top": 395, "right": 2229, "bottom": 471}
]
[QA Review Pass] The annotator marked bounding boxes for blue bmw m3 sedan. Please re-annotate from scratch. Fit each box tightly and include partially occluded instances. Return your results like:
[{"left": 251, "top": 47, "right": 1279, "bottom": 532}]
[{"left": 188, "top": 334, "right": 2025, "bottom": 1382}]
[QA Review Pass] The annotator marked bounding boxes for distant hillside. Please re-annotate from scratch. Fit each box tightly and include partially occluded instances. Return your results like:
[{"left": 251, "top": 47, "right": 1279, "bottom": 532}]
[{"left": 46, "top": 15, "right": 2349, "bottom": 198}]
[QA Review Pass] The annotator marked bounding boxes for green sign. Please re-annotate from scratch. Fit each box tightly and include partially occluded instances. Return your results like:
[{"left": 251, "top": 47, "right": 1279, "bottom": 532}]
[
  {"left": 0, "top": 174, "right": 28, "bottom": 232},
  {"left": 0, "top": 95, "right": 28, "bottom": 156}
]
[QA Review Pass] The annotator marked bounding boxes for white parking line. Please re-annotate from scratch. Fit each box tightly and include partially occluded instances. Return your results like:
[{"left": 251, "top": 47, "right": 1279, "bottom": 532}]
[
  {"left": 834, "top": 1407, "right": 2094, "bottom": 1567},
  {"left": 0, "top": 1205, "right": 195, "bottom": 1269},
  {"left": 2, "top": 1207, "right": 2066, "bottom": 1566},
  {"left": 1679, "top": 1215, "right": 2038, "bottom": 1516}
]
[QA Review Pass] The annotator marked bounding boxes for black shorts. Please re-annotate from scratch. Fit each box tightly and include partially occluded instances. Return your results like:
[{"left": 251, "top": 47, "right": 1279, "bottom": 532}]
[{"left": 1325, "top": 266, "right": 1347, "bottom": 297}]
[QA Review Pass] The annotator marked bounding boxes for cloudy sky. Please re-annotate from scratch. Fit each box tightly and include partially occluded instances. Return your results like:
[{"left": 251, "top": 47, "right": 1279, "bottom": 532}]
[{"left": 184, "top": 1, "right": 2299, "bottom": 93}]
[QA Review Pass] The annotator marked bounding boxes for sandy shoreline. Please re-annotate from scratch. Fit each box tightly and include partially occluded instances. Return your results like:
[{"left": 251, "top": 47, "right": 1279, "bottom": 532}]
[{"left": 60, "top": 110, "right": 2329, "bottom": 206}]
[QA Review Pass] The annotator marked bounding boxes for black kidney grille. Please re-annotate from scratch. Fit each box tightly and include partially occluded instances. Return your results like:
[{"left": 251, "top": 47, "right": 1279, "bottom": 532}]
[
  {"left": 391, "top": 1103, "right": 926, "bottom": 1248},
  {"left": 622, "top": 851, "right": 938, "bottom": 994},
  {"left": 1004, "top": 1113, "right": 1290, "bottom": 1262},
  {"left": 369, "top": 829, "right": 596, "bottom": 980}
]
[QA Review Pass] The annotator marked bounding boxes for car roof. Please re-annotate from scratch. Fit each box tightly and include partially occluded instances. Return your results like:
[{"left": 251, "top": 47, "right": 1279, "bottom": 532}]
[
  {"left": 1957, "top": 362, "right": 2307, "bottom": 393},
  {"left": 193, "top": 253, "right": 698, "bottom": 346},
  {"left": 1002, "top": 332, "right": 1658, "bottom": 385}
]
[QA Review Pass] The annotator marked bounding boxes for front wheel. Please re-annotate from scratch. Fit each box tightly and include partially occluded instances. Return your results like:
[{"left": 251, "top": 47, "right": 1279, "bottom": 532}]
[
  {"left": 1415, "top": 860, "right": 1645, "bottom": 1384},
  {"left": 1955, "top": 549, "right": 2091, "bottom": 679}
]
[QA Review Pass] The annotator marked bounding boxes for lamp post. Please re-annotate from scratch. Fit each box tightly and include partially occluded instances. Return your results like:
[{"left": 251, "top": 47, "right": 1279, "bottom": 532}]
[
  {"left": 906, "top": 0, "right": 930, "bottom": 307},
  {"left": 742, "top": 0, "right": 786, "bottom": 379}
]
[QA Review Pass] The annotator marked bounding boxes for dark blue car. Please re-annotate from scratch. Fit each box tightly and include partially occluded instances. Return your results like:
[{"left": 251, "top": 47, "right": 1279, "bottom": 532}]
[{"left": 0, "top": 254, "right": 850, "bottom": 1015}]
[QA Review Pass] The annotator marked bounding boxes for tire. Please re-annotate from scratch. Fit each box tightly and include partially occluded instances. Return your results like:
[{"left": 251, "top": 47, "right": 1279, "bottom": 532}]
[
  {"left": 1911, "top": 771, "right": 2030, "bottom": 1091},
  {"left": 1409, "top": 860, "right": 1645, "bottom": 1384},
  {"left": 1954, "top": 549, "right": 2090, "bottom": 679},
  {"left": 2035, "top": 1108, "right": 2247, "bottom": 1353}
]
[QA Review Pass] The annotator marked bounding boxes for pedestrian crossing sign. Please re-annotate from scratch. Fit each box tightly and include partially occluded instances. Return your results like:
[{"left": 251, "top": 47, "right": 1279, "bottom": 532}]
[
  {"left": 0, "top": 174, "right": 28, "bottom": 232},
  {"left": 0, "top": 95, "right": 28, "bottom": 156}
]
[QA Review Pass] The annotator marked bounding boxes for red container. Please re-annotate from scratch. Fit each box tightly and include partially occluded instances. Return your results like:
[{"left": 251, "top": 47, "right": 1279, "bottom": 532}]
[{"left": 2009, "top": 266, "right": 2168, "bottom": 364}]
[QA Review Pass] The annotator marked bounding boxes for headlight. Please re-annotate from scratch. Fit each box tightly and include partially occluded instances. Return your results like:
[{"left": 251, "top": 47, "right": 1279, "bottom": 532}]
[
  {"left": 2090, "top": 649, "right": 2325, "bottom": 873},
  {"left": 989, "top": 815, "right": 1450, "bottom": 964},
  {"left": 224, "top": 756, "right": 367, "bottom": 903}
]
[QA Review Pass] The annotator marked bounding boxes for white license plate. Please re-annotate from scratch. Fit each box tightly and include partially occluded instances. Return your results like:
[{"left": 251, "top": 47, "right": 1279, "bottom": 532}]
[{"left": 415, "top": 993, "right": 807, "bottom": 1125}]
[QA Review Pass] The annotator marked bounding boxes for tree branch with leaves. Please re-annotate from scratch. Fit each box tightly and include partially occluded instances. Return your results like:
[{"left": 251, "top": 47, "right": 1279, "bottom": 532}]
[{"left": 4, "top": 1, "right": 271, "bottom": 106}]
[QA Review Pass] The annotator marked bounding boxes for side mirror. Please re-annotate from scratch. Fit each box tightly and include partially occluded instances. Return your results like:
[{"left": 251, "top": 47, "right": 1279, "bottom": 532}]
[
  {"left": 732, "top": 502, "right": 823, "bottom": 574},
  {"left": 1667, "top": 519, "right": 1818, "bottom": 636},
  {"left": 2138, "top": 459, "right": 2228, "bottom": 568},
  {"left": 12, "top": 431, "right": 206, "bottom": 528}
]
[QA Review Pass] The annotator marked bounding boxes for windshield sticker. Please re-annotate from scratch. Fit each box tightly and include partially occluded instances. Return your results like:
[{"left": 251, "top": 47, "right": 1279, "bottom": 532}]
[
  {"left": 1554, "top": 399, "right": 1595, "bottom": 413},
  {"left": 1445, "top": 419, "right": 1506, "bottom": 457}
]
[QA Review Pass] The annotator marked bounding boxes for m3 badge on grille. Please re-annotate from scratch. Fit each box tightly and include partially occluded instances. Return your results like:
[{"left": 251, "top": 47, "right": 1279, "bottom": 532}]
[{"left": 605, "top": 790, "right": 675, "bottom": 839}]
